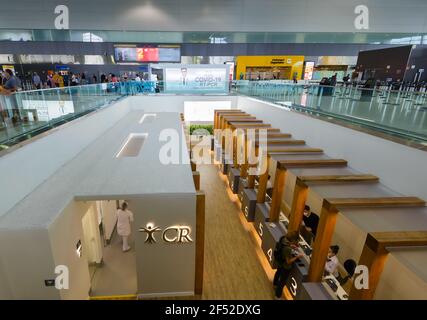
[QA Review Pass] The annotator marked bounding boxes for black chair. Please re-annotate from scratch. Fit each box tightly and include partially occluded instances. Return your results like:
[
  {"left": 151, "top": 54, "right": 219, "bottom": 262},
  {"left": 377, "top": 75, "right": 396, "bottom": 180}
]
[{"left": 337, "top": 259, "right": 357, "bottom": 285}]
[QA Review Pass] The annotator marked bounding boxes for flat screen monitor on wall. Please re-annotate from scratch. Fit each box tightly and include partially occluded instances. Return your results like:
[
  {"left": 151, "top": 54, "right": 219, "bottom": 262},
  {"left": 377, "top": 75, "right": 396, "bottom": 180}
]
[{"left": 114, "top": 45, "right": 181, "bottom": 63}]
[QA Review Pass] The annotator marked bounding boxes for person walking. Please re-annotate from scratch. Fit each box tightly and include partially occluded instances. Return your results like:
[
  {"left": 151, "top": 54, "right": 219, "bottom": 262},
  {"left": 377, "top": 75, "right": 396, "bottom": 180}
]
[
  {"left": 116, "top": 202, "right": 134, "bottom": 252},
  {"left": 273, "top": 231, "right": 303, "bottom": 299}
]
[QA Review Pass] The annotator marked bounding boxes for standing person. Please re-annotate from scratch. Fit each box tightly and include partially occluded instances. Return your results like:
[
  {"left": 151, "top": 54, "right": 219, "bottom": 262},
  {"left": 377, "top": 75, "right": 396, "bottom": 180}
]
[
  {"left": 70, "top": 73, "right": 77, "bottom": 86},
  {"left": 92, "top": 74, "right": 98, "bottom": 84},
  {"left": 100, "top": 73, "right": 106, "bottom": 83},
  {"left": 302, "top": 205, "right": 319, "bottom": 237},
  {"left": 46, "top": 74, "right": 54, "bottom": 88},
  {"left": 273, "top": 231, "right": 304, "bottom": 299},
  {"left": 343, "top": 74, "right": 350, "bottom": 85},
  {"left": 53, "top": 72, "right": 64, "bottom": 88},
  {"left": 330, "top": 73, "right": 338, "bottom": 86},
  {"left": 135, "top": 74, "right": 142, "bottom": 82},
  {"left": 32, "top": 72, "right": 41, "bottom": 89},
  {"left": 116, "top": 202, "right": 134, "bottom": 252},
  {"left": 325, "top": 245, "right": 340, "bottom": 277},
  {"left": 292, "top": 74, "right": 298, "bottom": 84},
  {"left": 0, "top": 69, "right": 18, "bottom": 94}
]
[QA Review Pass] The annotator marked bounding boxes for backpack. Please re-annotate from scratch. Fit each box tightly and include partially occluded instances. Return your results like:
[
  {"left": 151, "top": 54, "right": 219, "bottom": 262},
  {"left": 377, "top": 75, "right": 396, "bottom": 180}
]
[{"left": 274, "top": 235, "right": 286, "bottom": 264}]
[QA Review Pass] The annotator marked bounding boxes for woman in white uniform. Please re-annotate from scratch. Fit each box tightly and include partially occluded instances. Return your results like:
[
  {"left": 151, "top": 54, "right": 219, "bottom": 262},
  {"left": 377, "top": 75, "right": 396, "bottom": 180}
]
[{"left": 116, "top": 202, "right": 134, "bottom": 252}]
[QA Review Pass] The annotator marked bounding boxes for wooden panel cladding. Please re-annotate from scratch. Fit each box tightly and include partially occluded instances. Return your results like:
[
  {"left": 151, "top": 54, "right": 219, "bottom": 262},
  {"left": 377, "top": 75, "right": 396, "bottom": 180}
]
[
  {"left": 193, "top": 171, "right": 201, "bottom": 191},
  {"left": 366, "top": 231, "right": 427, "bottom": 252},
  {"left": 218, "top": 113, "right": 250, "bottom": 127},
  {"left": 262, "top": 132, "right": 292, "bottom": 138},
  {"left": 267, "top": 147, "right": 323, "bottom": 153},
  {"left": 349, "top": 231, "right": 427, "bottom": 300},
  {"left": 229, "top": 123, "right": 272, "bottom": 129},
  {"left": 214, "top": 110, "right": 243, "bottom": 129},
  {"left": 297, "top": 174, "right": 379, "bottom": 184},
  {"left": 308, "top": 198, "right": 426, "bottom": 283},
  {"left": 278, "top": 159, "right": 347, "bottom": 169},
  {"left": 324, "top": 197, "right": 426, "bottom": 210},
  {"left": 254, "top": 139, "right": 306, "bottom": 146},
  {"left": 269, "top": 168, "right": 287, "bottom": 222},
  {"left": 195, "top": 191, "right": 206, "bottom": 295}
]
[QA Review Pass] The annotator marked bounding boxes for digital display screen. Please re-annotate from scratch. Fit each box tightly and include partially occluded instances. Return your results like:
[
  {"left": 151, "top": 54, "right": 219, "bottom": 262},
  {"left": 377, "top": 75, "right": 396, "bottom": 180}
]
[
  {"left": 164, "top": 67, "right": 229, "bottom": 93},
  {"left": 114, "top": 45, "right": 180, "bottom": 63}
]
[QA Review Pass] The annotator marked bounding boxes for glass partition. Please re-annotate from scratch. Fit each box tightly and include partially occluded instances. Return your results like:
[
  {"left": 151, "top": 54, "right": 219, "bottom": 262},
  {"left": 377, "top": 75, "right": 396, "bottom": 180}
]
[
  {"left": 0, "top": 84, "right": 122, "bottom": 148},
  {"left": 234, "top": 81, "right": 427, "bottom": 144}
]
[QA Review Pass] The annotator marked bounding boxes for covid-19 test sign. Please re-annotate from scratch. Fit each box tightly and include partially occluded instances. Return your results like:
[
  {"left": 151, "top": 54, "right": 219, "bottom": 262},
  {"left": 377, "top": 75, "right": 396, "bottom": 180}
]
[{"left": 164, "top": 66, "right": 229, "bottom": 93}]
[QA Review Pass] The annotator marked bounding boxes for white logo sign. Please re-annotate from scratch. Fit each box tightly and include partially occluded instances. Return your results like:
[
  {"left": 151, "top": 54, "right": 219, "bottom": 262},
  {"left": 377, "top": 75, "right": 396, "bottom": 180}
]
[{"left": 139, "top": 223, "right": 193, "bottom": 244}]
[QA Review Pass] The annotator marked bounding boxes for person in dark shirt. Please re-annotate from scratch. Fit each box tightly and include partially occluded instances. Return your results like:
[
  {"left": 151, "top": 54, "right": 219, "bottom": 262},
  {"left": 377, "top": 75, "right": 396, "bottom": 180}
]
[
  {"left": 302, "top": 205, "right": 319, "bottom": 237},
  {"left": 273, "top": 231, "right": 303, "bottom": 299},
  {"left": 0, "top": 69, "right": 18, "bottom": 95}
]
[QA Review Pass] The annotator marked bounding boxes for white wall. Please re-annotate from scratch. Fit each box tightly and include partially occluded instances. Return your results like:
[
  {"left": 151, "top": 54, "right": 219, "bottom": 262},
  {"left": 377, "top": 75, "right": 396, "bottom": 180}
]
[
  {"left": 48, "top": 200, "right": 93, "bottom": 300},
  {"left": 129, "top": 193, "right": 196, "bottom": 298},
  {"left": 375, "top": 253, "right": 427, "bottom": 300},
  {"left": 0, "top": 98, "right": 131, "bottom": 219},
  {"left": 184, "top": 101, "right": 232, "bottom": 122},
  {"left": 0, "top": 228, "right": 59, "bottom": 299},
  {"left": 127, "top": 95, "right": 237, "bottom": 114},
  {"left": 238, "top": 96, "right": 427, "bottom": 201}
]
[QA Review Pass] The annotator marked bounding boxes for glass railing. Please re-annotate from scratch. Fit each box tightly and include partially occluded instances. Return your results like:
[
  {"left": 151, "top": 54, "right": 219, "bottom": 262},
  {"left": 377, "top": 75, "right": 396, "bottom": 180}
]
[
  {"left": 234, "top": 81, "right": 427, "bottom": 144},
  {"left": 0, "top": 83, "right": 124, "bottom": 149},
  {"left": 0, "top": 80, "right": 233, "bottom": 149}
]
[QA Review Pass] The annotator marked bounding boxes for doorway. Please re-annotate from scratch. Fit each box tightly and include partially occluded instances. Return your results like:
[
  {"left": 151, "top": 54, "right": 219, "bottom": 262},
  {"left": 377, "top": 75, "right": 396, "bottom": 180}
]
[
  {"left": 81, "top": 204, "right": 104, "bottom": 283},
  {"left": 85, "top": 200, "right": 138, "bottom": 297}
]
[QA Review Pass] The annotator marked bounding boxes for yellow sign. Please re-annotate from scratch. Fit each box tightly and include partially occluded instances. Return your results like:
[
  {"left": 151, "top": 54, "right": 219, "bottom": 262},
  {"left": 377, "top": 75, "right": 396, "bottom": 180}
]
[
  {"left": 236, "top": 55, "right": 304, "bottom": 80},
  {"left": 2, "top": 65, "right": 15, "bottom": 74}
]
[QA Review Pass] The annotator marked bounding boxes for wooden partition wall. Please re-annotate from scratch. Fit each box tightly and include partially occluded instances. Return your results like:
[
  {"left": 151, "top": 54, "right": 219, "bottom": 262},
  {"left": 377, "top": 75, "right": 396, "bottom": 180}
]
[{"left": 213, "top": 109, "right": 427, "bottom": 300}]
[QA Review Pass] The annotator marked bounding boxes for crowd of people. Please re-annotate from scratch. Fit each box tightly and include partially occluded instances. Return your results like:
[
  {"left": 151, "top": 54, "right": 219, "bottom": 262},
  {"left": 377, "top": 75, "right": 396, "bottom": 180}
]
[
  {"left": 29, "top": 71, "right": 145, "bottom": 90},
  {"left": 0, "top": 70, "right": 147, "bottom": 94}
]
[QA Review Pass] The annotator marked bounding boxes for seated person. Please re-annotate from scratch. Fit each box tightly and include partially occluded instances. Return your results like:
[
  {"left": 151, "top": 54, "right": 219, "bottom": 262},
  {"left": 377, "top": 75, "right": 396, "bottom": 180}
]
[
  {"left": 337, "top": 259, "right": 357, "bottom": 286},
  {"left": 325, "top": 245, "right": 340, "bottom": 277},
  {"left": 302, "top": 205, "right": 319, "bottom": 237}
]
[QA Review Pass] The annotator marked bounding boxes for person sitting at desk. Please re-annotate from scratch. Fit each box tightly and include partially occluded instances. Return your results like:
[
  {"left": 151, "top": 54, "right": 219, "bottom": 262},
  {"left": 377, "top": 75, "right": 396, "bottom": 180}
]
[{"left": 325, "top": 245, "right": 340, "bottom": 277}]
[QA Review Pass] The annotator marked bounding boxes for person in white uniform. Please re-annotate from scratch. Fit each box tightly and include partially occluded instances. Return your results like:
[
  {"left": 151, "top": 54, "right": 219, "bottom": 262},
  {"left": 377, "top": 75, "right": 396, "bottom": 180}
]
[
  {"left": 116, "top": 202, "right": 134, "bottom": 252},
  {"left": 325, "top": 245, "right": 340, "bottom": 277}
]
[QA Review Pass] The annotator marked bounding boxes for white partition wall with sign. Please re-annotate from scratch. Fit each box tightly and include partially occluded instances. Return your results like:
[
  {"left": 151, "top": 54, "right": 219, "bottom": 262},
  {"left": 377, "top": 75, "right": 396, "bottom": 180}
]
[
  {"left": 130, "top": 194, "right": 196, "bottom": 297},
  {"left": 0, "top": 99, "right": 200, "bottom": 299}
]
